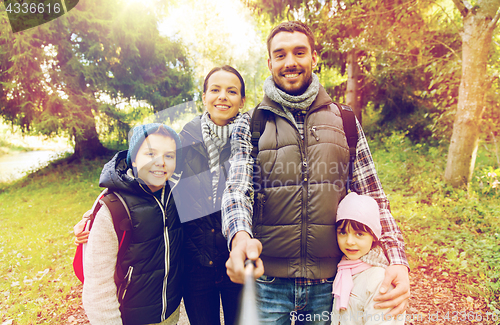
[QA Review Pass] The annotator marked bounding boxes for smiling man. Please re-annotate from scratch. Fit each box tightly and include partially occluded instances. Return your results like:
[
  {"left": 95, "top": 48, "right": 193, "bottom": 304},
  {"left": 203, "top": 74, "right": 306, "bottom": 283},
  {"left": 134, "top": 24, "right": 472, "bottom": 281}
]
[{"left": 222, "top": 21, "right": 410, "bottom": 324}]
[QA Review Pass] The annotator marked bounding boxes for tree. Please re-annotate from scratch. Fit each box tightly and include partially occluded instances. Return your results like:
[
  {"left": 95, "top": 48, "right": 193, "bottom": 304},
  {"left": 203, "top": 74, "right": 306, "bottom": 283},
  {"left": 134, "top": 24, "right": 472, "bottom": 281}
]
[
  {"left": 0, "top": 0, "right": 193, "bottom": 159},
  {"left": 444, "top": 0, "right": 500, "bottom": 187},
  {"left": 163, "top": 0, "right": 269, "bottom": 109},
  {"left": 245, "top": 0, "right": 462, "bottom": 135}
]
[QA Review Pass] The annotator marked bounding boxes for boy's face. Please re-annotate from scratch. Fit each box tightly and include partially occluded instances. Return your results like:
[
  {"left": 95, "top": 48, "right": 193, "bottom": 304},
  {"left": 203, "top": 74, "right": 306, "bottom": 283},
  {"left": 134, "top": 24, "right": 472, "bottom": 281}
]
[
  {"left": 132, "top": 133, "right": 176, "bottom": 192},
  {"left": 337, "top": 224, "right": 374, "bottom": 260},
  {"left": 267, "top": 31, "right": 318, "bottom": 96}
]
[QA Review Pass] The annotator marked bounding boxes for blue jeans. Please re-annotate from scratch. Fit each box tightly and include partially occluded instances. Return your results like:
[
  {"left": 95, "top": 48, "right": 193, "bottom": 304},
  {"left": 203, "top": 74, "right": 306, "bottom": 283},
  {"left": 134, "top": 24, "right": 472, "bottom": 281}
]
[{"left": 256, "top": 276, "right": 334, "bottom": 325}]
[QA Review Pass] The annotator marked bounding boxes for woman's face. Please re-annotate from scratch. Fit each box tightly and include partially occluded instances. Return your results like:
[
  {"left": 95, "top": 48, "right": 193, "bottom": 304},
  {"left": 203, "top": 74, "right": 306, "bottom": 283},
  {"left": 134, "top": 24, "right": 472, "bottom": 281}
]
[{"left": 202, "top": 70, "right": 245, "bottom": 126}]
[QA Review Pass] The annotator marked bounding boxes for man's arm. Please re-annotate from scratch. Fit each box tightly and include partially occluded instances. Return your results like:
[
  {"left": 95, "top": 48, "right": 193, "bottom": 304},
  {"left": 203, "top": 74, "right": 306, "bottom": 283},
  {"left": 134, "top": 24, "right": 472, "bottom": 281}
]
[
  {"left": 350, "top": 119, "right": 410, "bottom": 316},
  {"left": 222, "top": 112, "right": 255, "bottom": 246},
  {"left": 222, "top": 112, "right": 264, "bottom": 283},
  {"left": 351, "top": 119, "right": 408, "bottom": 267}
]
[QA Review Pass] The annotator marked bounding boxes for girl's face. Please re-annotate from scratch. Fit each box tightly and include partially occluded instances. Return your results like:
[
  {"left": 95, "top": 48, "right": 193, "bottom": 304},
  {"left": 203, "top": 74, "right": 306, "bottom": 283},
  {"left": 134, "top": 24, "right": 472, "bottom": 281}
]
[
  {"left": 132, "top": 133, "right": 176, "bottom": 192},
  {"left": 337, "top": 224, "right": 374, "bottom": 260},
  {"left": 202, "top": 70, "right": 245, "bottom": 126}
]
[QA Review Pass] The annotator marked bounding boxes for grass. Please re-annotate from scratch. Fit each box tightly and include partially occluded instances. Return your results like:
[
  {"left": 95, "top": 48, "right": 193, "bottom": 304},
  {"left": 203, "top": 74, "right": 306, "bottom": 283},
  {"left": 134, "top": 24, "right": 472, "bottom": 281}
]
[
  {"left": 0, "top": 156, "right": 111, "bottom": 324},
  {"left": 0, "top": 131, "right": 499, "bottom": 324}
]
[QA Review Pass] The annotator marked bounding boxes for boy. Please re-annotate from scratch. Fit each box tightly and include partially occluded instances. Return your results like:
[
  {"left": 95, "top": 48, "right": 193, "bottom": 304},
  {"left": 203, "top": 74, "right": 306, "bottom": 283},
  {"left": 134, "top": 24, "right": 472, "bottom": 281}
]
[{"left": 81, "top": 123, "right": 183, "bottom": 325}]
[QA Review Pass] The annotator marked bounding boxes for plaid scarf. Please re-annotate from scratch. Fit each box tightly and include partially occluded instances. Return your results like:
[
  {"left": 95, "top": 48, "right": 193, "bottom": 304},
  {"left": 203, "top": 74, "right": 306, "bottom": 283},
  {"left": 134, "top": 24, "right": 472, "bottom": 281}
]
[{"left": 201, "top": 112, "right": 241, "bottom": 206}]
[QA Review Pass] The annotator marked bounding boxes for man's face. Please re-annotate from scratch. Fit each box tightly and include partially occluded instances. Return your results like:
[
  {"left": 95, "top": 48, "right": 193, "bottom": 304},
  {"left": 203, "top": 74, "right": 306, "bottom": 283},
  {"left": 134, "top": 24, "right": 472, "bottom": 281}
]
[{"left": 267, "top": 31, "right": 318, "bottom": 96}]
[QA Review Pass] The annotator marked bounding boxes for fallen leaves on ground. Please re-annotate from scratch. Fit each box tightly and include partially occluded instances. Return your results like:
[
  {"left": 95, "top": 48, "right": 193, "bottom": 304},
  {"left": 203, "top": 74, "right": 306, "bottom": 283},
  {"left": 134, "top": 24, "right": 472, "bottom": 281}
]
[{"left": 60, "top": 267, "right": 497, "bottom": 325}]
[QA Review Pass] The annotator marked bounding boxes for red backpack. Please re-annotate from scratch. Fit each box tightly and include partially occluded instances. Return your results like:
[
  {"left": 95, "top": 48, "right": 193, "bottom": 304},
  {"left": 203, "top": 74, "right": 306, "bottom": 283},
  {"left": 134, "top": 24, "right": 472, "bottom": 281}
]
[{"left": 73, "top": 189, "right": 132, "bottom": 287}]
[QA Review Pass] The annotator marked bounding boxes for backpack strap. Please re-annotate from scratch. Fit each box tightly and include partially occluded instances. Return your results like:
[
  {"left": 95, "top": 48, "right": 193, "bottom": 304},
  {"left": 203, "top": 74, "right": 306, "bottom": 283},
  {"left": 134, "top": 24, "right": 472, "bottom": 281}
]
[
  {"left": 88, "top": 190, "right": 132, "bottom": 287},
  {"left": 335, "top": 103, "right": 358, "bottom": 193},
  {"left": 98, "top": 192, "right": 133, "bottom": 285},
  {"left": 250, "top": 106, "right": 269, "bottom": 160}
]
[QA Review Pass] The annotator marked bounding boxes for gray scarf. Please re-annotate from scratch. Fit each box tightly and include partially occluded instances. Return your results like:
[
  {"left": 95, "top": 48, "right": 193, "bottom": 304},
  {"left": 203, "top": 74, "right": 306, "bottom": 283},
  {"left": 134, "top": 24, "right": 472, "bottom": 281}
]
[
  {"left": 201, "top": 112, "right": 240, "bottom": 206},
  {"left": 263, "top": 73, "right": 320, "bottom": 114}
]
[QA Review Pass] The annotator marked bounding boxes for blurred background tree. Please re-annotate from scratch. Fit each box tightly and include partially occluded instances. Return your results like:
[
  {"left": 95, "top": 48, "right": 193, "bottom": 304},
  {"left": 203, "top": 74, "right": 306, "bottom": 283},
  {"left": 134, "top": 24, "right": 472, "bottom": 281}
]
[
  {"left": 444, "top": 0, "right": 500, "bottom": 187},
  {"left": 1, "top": 0, "right": 499, "bottom": 186},
  {"left": 244, "top": 0, "right": 500, "bottom": 187},
  {"left": 1, "top": 0, "right": 194, "bottom": 159}
]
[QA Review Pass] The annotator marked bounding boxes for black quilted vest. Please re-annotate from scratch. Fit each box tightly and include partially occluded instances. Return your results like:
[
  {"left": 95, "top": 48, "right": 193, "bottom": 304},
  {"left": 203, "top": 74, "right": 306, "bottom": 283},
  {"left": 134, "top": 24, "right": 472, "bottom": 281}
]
[{"left": 99, "top": 151, "right": 183, "bottom": 325}]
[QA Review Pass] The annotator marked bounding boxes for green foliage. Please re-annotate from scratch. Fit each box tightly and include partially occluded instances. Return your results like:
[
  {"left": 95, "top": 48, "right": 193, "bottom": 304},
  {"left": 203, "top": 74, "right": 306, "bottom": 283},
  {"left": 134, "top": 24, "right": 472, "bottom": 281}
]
[
  {"left": 473, "top": 166, "right": 500, "bottom": 196},
  {"left": 163, "top": 0, "right": 269, "bottom": 110},
  {"left": 370, "top": 133, "right": 500, "bottom": 310},
  {"left": 0, "top": 0, "right": 194, "bottom": 158},
  {"left": 246, "top": 0, "right": 499, "bottom": 146}
]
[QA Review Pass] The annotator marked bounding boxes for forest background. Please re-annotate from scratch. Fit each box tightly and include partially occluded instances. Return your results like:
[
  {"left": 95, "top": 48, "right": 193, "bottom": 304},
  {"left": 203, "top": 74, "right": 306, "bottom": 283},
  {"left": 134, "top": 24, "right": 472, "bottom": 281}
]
[{"left": 0, "top": 0, "right": 499, "bottom": 324}]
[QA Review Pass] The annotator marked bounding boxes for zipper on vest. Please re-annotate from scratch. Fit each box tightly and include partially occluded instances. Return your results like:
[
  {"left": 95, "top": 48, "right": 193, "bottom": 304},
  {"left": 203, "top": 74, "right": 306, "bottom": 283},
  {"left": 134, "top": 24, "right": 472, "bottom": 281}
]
[
  {"left": 118, "top": 266, "right": 134, "bottom": 302},
  {"left": 160, "top": 178, "right": 180, "bottom": 320},
  {"left": 310, "top": 125, "right": 343, "bottom": 142},
  {"left": 310, "top": 126, "right": 320, "bottom": 141},
  {"left": 142, "top": 182, "right": 171, "bottom": 322},
  {"left": 296, "top": 116, "right": 309, "bottom": 278}
]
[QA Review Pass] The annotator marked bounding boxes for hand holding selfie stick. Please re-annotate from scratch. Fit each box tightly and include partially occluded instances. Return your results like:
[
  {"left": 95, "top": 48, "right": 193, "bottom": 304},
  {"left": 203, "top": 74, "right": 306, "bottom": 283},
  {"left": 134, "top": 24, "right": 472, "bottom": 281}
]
[{"left": 237, "top": 259, "right": 260, "bottom": 325}]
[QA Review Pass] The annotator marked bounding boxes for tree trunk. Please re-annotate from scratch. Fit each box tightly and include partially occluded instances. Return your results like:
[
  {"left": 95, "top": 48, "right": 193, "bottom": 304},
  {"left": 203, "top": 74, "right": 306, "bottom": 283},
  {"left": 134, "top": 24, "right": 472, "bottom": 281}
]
[
  {"left": 71, "top": 102, "right": 112, "bottom": 160},
  {"left": 73, "top": 122, "right": 110, "bottom": 159},
  {"left": 346, "top": 49, "right": 362, "bottom": 124},
  {"left": 444, "top": 2, "right": 499, "bottom": 187}
]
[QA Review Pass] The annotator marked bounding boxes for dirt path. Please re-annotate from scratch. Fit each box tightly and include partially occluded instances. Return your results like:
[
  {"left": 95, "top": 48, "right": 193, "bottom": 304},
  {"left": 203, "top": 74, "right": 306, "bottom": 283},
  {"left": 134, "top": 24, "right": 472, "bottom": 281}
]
[{"left": 62, "top": 268, "right": 495, "bottom": 325}]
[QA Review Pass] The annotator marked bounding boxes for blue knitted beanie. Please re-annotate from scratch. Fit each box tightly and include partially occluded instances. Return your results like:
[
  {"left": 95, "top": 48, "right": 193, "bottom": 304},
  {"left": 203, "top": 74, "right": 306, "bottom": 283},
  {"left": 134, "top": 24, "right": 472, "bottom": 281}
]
[{"left": 126, "top": 123, "right": 182, "bottom": 173}]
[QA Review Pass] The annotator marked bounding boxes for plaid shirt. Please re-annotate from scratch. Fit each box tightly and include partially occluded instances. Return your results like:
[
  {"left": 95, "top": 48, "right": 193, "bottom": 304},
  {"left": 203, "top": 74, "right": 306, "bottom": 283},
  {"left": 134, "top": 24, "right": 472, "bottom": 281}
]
[{"left": 221, "top": 110, "right": 409, "bottom": 273}]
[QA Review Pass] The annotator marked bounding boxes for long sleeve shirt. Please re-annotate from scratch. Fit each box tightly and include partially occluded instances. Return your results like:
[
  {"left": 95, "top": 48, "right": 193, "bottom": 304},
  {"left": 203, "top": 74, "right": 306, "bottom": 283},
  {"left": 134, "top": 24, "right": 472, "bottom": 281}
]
[
  {"left": 221, "top": 111, "right": 409, "bottom": 268},
  {"left": 82, "top": 204, "right": 123, "bottom": 325}
]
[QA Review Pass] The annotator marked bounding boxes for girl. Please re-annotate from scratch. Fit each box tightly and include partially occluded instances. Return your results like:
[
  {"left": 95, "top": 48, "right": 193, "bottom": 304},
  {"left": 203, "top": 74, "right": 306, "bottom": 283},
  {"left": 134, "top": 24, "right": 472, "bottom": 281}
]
[
  {"left": 332, "top": 192, "right": 405, "bottom": 325},
  {"left": 82, "top": 124, "right": 183, "bottom": 325}
]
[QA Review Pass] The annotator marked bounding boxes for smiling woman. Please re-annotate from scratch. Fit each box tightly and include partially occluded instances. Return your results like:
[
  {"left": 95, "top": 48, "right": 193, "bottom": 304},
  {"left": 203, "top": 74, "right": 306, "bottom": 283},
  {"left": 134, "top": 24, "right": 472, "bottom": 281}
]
[{"left": 202, "top": 70, "right": 246, "bottom": 126}]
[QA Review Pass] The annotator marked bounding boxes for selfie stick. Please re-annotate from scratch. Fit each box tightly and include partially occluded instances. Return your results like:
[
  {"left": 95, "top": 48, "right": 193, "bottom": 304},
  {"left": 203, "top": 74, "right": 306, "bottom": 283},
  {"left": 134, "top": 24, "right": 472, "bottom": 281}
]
[{"left": 237, "top": 260, "right": 260, "bottom": 325}]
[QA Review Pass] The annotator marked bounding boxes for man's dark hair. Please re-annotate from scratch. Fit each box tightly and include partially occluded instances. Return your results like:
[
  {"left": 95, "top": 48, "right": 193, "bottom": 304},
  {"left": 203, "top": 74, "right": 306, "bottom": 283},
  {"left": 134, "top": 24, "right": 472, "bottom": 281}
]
[
  {"left": 203, "top": 65, "right": 246, "bottom": 98},
  {"left": 266, "top": 21, "right": 316, "bottom": 57}
]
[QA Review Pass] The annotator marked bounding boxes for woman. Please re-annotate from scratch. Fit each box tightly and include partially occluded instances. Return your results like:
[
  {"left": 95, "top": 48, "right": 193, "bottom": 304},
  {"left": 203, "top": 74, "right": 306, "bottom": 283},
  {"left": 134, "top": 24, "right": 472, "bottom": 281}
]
[{"left": 175, "top": 65, "right": 246, "bottom": 325}]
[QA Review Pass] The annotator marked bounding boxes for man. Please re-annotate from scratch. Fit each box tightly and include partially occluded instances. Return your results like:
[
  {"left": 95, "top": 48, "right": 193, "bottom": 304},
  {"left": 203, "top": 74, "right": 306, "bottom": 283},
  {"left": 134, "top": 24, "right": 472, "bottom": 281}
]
[{"left": 222, "top": 21, "right": 410, "bottom": 324}]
